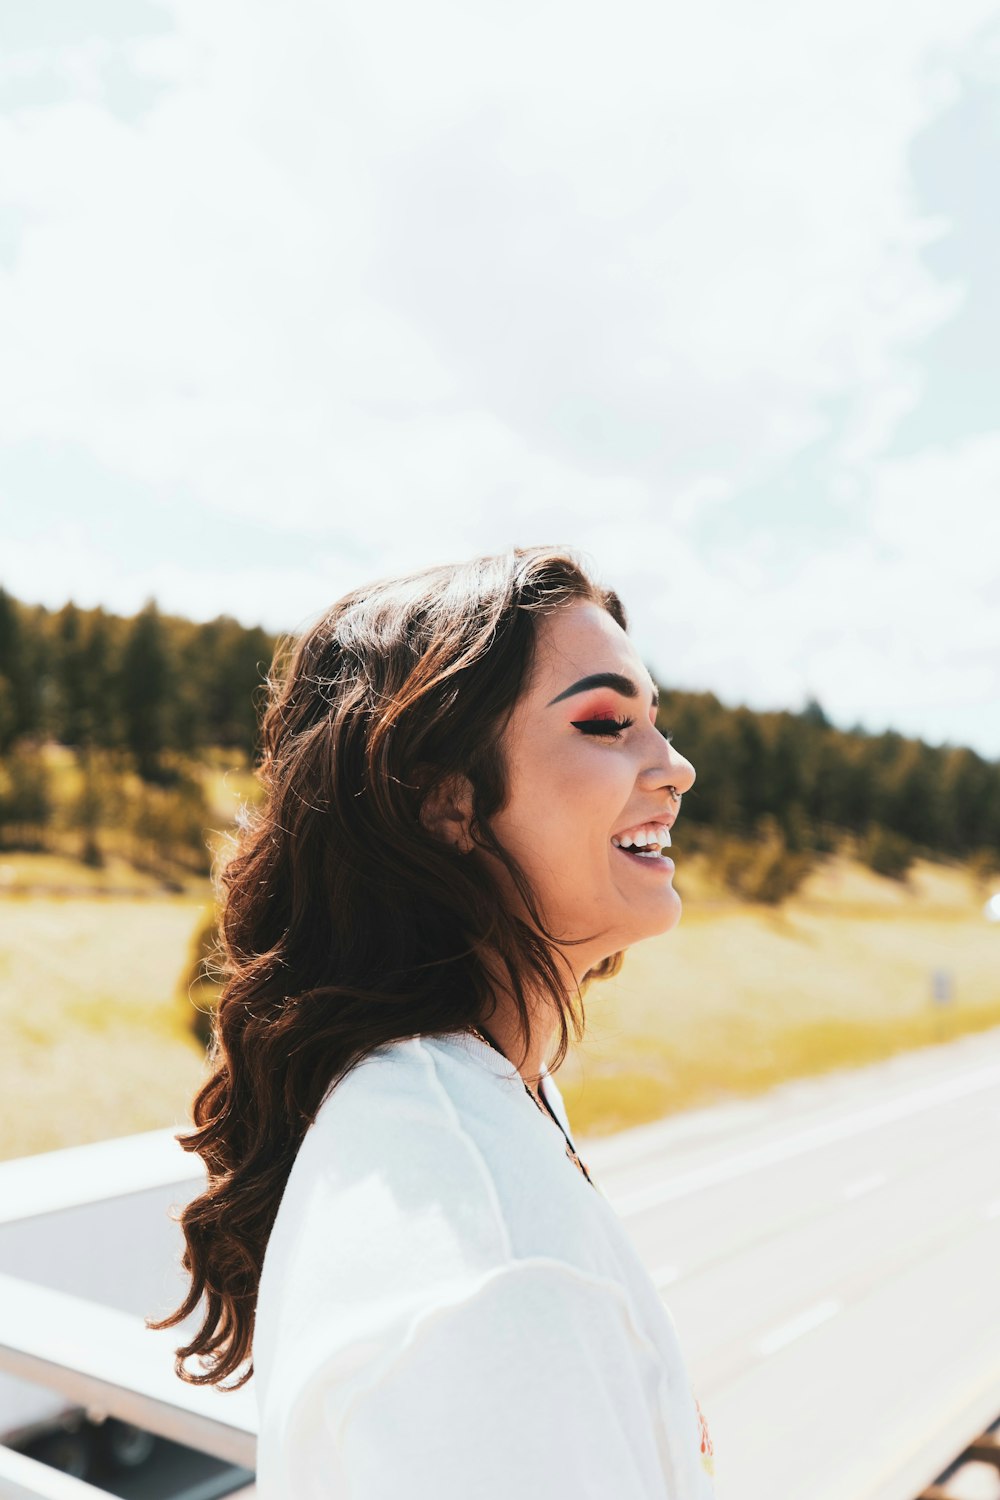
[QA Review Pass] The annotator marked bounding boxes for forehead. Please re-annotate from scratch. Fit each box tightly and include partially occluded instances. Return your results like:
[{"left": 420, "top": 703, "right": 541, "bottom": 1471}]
[{"left": 526, "top": 599, "right": 649, "bottom": 698}]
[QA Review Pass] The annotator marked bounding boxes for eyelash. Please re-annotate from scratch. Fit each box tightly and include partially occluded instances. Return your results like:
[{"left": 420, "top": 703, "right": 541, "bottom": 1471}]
[
  {"left": 571, "top": 717, "right": 674, "bottom": 743},
  {"left": 571, "top": 715, "right": 635, "bottom": 739}
]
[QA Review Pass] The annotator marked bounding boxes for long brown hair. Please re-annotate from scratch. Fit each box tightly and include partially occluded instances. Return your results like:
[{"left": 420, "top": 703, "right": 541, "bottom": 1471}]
[{"left": 147, "top": 545, "right": 628, "bottom": 1389}]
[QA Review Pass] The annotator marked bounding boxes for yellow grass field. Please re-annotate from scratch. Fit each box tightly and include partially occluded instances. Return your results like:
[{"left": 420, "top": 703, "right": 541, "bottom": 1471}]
[
  {"left": 560, "top": 849, "right": 1000, "bottom": 1132},
  {"left": 1, "top": 848, "right": 998, "bottom": 1159},
  {"left": 0, "top": 872, "right": 213, "bottom": 1160}
]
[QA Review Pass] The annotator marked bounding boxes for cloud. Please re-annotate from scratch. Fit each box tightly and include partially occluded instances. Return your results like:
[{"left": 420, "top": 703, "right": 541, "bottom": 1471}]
[
  {"left": 649, "top": 432, "right": 1000, "bottom": 751},
  {"left": 1, "top": 0, "right": 999, "bottom": 754},
  {"left": 1, "top": 0, "right": 991, "bottom": 511}
]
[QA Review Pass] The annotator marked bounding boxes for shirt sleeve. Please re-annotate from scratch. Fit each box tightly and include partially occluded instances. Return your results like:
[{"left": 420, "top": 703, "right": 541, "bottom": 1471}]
[{"left": 322, "top": 1259, "right": 680, "bottom": 1499}]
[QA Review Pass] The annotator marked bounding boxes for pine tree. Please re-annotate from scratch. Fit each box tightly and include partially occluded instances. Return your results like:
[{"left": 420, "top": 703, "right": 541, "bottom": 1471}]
[
  {"left": 118, "top": 600, "right": 171, "bottom": 781},
  {"left": 0, "top": 587, "right": 28, "bottom": 751}
]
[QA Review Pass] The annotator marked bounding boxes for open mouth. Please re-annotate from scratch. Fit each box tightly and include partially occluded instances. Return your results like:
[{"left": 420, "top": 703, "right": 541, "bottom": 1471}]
[{"left": 611, "top": 825, "right": 672, "bottom": 860}]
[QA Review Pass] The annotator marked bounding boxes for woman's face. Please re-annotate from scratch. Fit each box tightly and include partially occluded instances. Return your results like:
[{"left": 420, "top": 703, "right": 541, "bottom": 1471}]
[{"left": 487, "top": 599, "right": 697, "bottom": 978}]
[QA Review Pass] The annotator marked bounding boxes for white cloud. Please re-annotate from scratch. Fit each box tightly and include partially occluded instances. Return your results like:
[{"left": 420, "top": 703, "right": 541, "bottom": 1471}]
[
  {"left": 867, "top": 431, "right": 1000, "bottom": 581},
  {"left": 1, "top": 0, "right": 1000, "bottom": 754},
  {"left": 643, "top": 432, "right": 1000, "bottom": 752},
  {"left": 2, "top": 0, "right": 991, "bottom": 510}
]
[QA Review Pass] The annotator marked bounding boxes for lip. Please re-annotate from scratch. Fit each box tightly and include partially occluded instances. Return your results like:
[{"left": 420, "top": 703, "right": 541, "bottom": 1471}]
[{"left": 613, "top": 844, "right": 675, "bottom": 874}]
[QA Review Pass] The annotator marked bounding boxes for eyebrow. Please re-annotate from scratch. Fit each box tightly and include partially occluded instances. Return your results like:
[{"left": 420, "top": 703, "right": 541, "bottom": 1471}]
[{"left": 546, "top": 672, "right": 659, "bottom": 709}]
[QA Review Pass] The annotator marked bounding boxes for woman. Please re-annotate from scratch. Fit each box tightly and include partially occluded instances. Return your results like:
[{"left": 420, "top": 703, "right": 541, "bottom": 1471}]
[{"left": 149, "top": 545, "right": 714, "bottom": 1497}]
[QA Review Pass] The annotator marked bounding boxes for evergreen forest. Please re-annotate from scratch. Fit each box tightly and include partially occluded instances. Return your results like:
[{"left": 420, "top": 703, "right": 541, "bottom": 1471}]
[{"left": 0, "top": 585, "right": 997, "bottom": 902}]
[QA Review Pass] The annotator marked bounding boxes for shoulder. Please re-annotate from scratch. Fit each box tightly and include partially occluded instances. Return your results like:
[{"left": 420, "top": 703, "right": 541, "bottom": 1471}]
[
  {"left": 256, "top": 1038, "right": 519, "bottom": 1377},
  {"left": 255, "top": 1035, "right": 639, "bottom": 1401},
  {"left": 264, "top": 1036, "right": 519, "bottom": 1286}
]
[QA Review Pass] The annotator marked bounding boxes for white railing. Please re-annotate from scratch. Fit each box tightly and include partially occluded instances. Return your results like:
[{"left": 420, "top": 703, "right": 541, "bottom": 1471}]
[
  {"left": 0, "top": 1441, "right": 124, "bottom": 1498},
  {"left": 0, "top": 1442, "right": 256, "bottom": 1500},
  {"left": 0, "top": 1131, "right": 257, "bottom": 1499},
  {"left": 0, "top": 1271, "right": 257, "bottom": 1466}
]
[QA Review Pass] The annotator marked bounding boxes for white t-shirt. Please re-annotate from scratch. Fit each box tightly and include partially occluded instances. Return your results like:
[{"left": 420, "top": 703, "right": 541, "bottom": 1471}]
[{"left": 253, "top": 1029, "right": 717, "bottom": 1498}]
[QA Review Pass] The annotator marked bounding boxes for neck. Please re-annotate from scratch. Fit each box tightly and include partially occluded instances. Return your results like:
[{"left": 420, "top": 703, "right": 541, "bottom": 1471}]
[
  {"left": 474, "top": 957, "right": 561, "bottom": 1094},
  {"left": 477, "top": 1011, "right": 556, "bottom": 1097},
  {"left": 472, "top": 932, "right": 588, "bottom": 1094}
]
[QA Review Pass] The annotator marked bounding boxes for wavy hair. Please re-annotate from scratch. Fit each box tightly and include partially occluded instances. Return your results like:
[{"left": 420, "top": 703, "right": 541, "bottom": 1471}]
[{"left": 147, "top": 545, "right": 628, "bottom": 1388}]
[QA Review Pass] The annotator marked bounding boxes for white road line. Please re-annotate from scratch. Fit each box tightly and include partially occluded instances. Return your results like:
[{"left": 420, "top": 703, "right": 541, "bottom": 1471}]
[
  {"left": 608, "top": 1061, "right": 1000, "bottom": 1218},
  {"left": 757, "top": 1298, "right": 842, "bottom": 1356},
  {"left": 843, "top": 1172, "right": 886, "bottom": 1200}
]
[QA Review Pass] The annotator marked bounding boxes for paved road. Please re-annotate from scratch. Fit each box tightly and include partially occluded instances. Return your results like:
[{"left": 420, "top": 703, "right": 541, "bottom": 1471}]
[{"left": 579, "top": 1025, "right": 1000, "bottom": 1500}]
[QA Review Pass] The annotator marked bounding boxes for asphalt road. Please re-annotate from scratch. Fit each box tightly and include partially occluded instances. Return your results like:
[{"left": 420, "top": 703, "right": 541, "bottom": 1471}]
[{"left": 580, "top": 1024, "right": 1000, "bottom": 1500}]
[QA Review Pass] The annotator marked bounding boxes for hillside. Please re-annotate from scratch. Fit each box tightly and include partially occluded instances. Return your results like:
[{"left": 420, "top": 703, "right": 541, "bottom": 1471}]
[
  {"left": 2, "top": 587, "right": 998, "bottom": 1155},
  {"left": 1, "top": 845, "right": 997, "bottom": 1159},
  {"left": 558, "top": 848, "right": 1000, "bottom": 1133}
]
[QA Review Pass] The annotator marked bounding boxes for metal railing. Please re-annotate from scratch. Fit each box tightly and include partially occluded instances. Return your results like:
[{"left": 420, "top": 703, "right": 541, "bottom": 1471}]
[
  {"left": 0, "top": 1442, "right": 121, "bottom": 1499},
  {"left": 0, "top": 1270, "right": 256, "bottom": 1498},
  {"left": 0, "top": 1445, "right": 256, "bottom": 1499}
]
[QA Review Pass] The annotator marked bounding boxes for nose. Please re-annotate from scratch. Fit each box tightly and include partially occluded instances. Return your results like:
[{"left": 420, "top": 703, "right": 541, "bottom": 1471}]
[{"left": 641, "top": 732, "right": 696, "bottom": 797}]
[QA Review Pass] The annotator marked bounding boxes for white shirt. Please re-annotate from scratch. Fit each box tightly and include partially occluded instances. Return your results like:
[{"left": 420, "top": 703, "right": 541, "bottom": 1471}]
[{"left": 253, "top": 1029, "right": 717, "bottom": 1498}]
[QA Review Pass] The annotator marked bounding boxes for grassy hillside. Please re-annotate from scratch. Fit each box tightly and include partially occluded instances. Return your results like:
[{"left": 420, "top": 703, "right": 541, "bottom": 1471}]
[
  {"left": 4, "top": 596, "right": 997, "bottom": 1158},
  {"left": 1, "top": 844, "right": 997, "bottom": 1159},
  {"left": 559, "top": 848, "right": 1000, "bottom": 1133},
  {"left": 0, "top": 871, "right": 212, "bottom": 1159}
]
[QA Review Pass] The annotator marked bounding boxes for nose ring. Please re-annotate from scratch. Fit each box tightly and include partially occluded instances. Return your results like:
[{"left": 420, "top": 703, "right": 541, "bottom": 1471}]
[{"left": 667, "top": 785, "right": 681, "bottom": 800}]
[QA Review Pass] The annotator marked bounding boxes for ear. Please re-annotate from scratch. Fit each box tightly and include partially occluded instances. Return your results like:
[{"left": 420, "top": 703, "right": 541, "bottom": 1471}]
[{"left": 418, "top": 770, "right": 475, "bottom": 853}]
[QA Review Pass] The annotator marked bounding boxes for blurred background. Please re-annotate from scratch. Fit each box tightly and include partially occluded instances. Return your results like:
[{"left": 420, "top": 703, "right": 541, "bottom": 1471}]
[{"left": 1, "top": 0, "right": 1000, "bottom": 1157}]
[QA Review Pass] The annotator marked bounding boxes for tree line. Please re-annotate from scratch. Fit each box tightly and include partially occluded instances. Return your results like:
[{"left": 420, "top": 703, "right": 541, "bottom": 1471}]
[
  {"left": 0, "top": 589, "right": 271, "bottom": 772},
  {"left": 0, "top": 589, "right": 272, "bottom": 881},
  {"left": 656, "top": 689, "right": 999, "bottom": 897},
  {"left": 0, "top": 586, "right": 997, "bottom": 896},
  {"left": 660, "top": 689, "right": 999, "bottom": 858}
]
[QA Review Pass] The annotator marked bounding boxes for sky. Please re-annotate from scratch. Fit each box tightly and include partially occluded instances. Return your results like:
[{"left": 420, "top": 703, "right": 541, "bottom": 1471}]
[{"left": 1, "top": 1, "right": 999, "bottom": 758}]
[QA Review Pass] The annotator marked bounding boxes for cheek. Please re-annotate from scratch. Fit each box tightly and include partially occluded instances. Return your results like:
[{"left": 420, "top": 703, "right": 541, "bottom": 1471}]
[
  {"left": 519, "top": 740, "right": 629, "bottom": 853},
  {"left": 496, "top": 723, "right": 638, "bottom": 865},
  {"left": 566, "top": 740, "right": 632, "bottom": 805}
]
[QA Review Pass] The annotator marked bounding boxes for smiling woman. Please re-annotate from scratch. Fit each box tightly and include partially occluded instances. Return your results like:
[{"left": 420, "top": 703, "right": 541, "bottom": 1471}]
[{"left": 147, "top": 545, "right": 713, "bottom": 1498}]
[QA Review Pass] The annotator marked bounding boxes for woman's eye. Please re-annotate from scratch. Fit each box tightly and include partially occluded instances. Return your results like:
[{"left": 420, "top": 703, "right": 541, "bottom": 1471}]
[{"left": 570, "top": 715, "right": 636, "bottom": 739}]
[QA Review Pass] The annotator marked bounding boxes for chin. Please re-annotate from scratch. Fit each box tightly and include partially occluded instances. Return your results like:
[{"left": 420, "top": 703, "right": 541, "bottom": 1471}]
[
  {"left": 639, "top": 891, "right": 683, "bottom": 941},
  {"left": 604, "top": 901, "right": 682, "bottom": 955}
]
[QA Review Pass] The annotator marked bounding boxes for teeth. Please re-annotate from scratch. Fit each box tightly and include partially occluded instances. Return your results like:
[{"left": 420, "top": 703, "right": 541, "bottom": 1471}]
[{"left": 611, "top": 823, "right": 673, "bottom": 852}]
